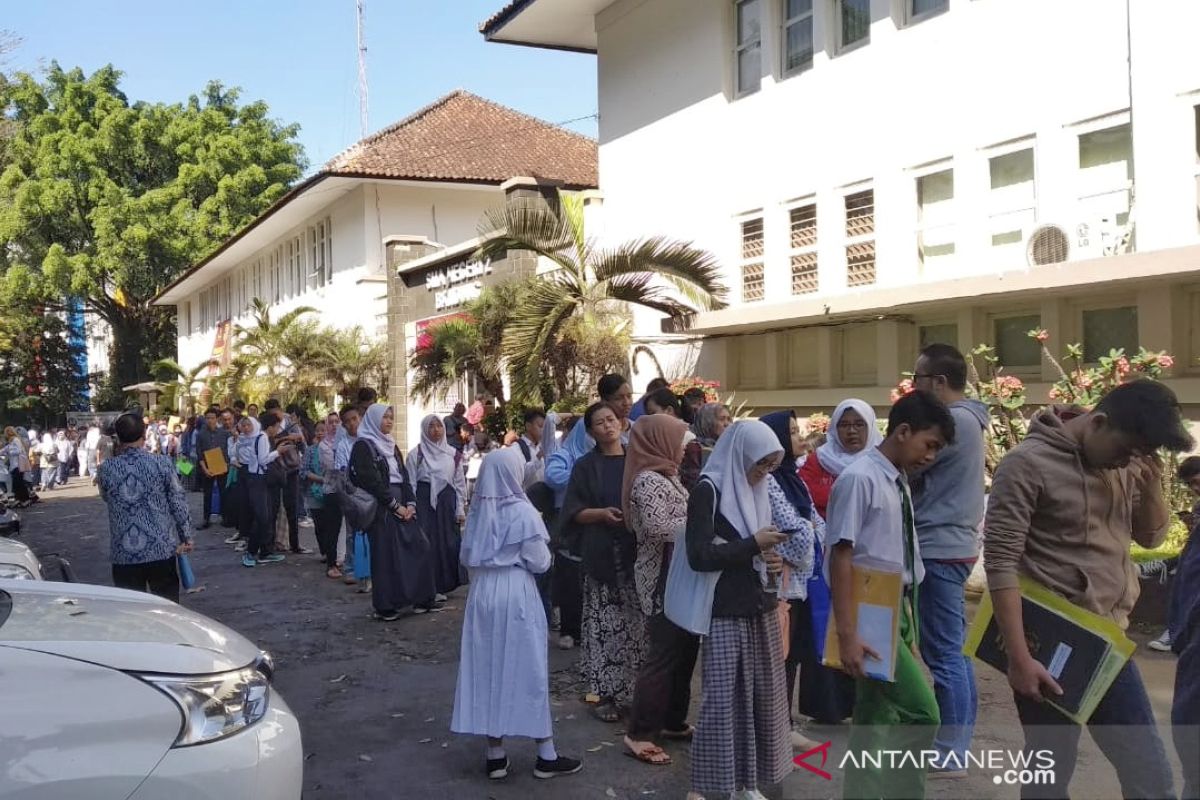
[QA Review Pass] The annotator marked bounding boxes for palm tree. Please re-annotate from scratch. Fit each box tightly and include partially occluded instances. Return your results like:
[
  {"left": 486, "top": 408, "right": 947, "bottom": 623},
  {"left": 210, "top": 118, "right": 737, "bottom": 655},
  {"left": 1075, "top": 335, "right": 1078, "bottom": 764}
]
[
  {"left": 409, "top": 317, "right": 506, "bottom": 408},
  {"left": 474, "top": 190, "right": 727, "bottom": 403},
  {"left": 151, "top": 357, "right": 218, "bottom": 415},
  {"left": 232, "top": 298, "right": 317, "bottom": 397},
  {"left": 309, "top": 325, "right": 390, "bottom": 400}
]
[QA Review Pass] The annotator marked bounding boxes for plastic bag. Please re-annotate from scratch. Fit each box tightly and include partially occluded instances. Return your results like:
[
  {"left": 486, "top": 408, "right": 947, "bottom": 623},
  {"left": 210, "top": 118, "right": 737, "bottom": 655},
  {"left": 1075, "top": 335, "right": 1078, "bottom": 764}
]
[
  {"left": 178, "top": 553, "right": 196, "bottom": 591},
  {"left": 353, "top": 531, "right": 371, "bottom": 580},
  {"left": 175, "top": 458, "right": 194, "bottom": 476}
]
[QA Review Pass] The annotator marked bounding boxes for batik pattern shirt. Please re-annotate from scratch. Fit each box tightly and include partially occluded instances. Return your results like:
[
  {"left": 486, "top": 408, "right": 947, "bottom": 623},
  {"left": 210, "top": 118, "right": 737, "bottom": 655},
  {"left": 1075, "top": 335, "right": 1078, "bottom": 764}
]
[
  {"left": 97, "top": 449, "right": 191, "bottom": 565},
  {"left": 767, "top": 474, "right": 822, "bottom": 601}
]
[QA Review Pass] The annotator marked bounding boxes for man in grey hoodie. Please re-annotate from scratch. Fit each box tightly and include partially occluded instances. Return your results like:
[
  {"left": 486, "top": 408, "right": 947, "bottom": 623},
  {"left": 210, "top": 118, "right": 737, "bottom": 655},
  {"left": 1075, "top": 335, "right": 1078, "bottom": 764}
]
[{"left": 911, "top": 343, "right": 989, "bottom": 776}]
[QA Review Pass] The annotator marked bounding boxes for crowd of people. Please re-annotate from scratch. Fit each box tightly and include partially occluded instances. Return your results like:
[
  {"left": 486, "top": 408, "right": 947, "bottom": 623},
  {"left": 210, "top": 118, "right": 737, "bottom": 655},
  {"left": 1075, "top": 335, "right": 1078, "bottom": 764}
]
[{"left": 9, "top": 339, "right": 1200, "bottom": 798}]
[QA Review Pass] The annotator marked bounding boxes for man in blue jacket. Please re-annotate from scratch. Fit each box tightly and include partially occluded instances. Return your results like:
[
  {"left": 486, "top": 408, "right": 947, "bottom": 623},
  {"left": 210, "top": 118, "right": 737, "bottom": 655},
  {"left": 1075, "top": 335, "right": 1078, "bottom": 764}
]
[{"left": 910, "top": 343, "right": 989, "bottom": 777}]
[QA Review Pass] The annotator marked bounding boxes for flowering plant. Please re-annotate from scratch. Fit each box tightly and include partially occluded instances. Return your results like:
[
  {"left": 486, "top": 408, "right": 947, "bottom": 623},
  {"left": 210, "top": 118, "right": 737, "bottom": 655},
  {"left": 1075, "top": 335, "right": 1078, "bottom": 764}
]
[
  {"left": 669, "top": 377, "right": 722, "bottom": 402},
  {"left": 806, "top": 412, "right": 830, "bottom": 435},
  {"left": 1029, "top": 328, "right": 1174, "bottom": 408}
]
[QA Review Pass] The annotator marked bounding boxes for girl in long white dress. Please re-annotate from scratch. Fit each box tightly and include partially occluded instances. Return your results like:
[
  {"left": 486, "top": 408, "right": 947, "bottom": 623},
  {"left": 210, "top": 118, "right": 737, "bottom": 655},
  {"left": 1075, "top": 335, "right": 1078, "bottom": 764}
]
[{"left": 450, "top": 446, "right": 583, "bottom": 782}]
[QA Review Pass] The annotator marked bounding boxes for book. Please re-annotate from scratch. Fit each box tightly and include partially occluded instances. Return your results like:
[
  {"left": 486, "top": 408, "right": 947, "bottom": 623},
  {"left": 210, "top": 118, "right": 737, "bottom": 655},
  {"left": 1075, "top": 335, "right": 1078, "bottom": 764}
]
[
  {"left": 202, "top": 447, "right": 228, "bottom": 477},
  {"left": 965, "top": 577, "right": 1135, "bottom": 724},
  {"left": 823, "top": 557, "right": 904, "bottom": 682}
]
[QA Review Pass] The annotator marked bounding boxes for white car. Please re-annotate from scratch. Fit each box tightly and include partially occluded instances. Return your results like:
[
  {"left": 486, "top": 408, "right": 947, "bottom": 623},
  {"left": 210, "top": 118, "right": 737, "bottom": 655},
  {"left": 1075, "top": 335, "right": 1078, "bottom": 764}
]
[
  {"left": 0, "top": 580, "right": 303, "bottom": 799},
  {"left": 0, "top": 536, "right": 43, "bottom": 580}
]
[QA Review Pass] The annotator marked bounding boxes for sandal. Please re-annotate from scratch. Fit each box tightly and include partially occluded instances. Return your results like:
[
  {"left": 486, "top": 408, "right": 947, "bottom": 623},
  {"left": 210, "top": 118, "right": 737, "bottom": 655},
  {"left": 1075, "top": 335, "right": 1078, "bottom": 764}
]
[
  {"left": 622, "top": 737, "right": 671, "bottom": 766},
  {"left": 660, "top": 725, "right": 695, "bottom": 741},
  {"left": 591, "top": 702, "right": 621, "bottom": 723},
  {"left": 326, "top": 567, "right": 344, "bottom": 579}
]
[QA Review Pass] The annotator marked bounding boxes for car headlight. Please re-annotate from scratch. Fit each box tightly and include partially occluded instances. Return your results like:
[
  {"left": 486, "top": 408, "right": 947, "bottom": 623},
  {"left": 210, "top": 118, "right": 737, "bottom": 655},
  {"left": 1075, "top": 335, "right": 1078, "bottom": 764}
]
[
  {"left": 139, "top": 666, "right": 271, "bottom": 746},
  {"left": 0, "top": 564, "right": 35, "bottom": 580}
]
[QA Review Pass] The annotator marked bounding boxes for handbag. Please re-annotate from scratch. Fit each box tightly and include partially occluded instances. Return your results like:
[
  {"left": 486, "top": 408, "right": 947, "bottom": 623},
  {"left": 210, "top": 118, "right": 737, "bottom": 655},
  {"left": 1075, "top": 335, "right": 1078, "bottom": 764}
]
[
  {"left": 337, "top": 467, "right": 379, "bottom": 531},
  {"left": 178, "top": 553, "right": 196, "bottom": 591},
  {"left": 663, "top": 478, "right": 722, "bottom": 635}
]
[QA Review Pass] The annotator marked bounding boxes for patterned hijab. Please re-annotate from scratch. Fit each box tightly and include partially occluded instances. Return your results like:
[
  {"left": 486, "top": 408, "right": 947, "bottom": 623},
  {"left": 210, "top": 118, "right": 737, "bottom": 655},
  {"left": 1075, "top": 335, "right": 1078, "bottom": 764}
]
[
  {"left": 760, "top": 410, "right": 814, "bottom": 518},
  {"left": 621, "top": 414, "right": 689, "bottom": 522}
]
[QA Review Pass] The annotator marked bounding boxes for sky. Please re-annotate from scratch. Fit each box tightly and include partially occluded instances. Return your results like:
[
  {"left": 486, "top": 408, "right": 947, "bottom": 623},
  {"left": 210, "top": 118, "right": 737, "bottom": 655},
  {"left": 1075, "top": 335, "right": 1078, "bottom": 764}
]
[{"left": 3, "top": 0, "right": 598, "bottom": 171}]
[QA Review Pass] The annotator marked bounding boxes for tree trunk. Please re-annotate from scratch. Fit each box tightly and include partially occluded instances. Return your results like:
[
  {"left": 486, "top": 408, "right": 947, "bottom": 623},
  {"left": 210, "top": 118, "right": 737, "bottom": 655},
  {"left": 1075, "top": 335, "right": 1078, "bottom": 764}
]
[{"left": 101, "top": 305, "right": 176, "bottom": 410}]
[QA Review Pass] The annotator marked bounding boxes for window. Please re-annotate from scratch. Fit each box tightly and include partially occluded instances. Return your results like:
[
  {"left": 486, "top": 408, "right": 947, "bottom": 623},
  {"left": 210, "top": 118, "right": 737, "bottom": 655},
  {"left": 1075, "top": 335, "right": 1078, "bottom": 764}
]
[
  {"left": 288, "top": 236, "right": 304, "bottom": 295},
  {"left": 1078, "top": 123, "right": 1132, "bottom": 226},
  {"left": 1082, "top": 306, "right": 1138, "bottom": 362},
  {"left": 789, "top": 203, "right": 819, "bottom": 294},
  {"left": 837, "top": 323, "right": 877, "bottom": 386},
  {"left": 740, "top": 217, "right": 765, "bottom": 302},
  {"left": 916, "top": 168, "right": 955, "bottom": 270},
  {"left": 180, "top": 301, "right": 191, "bottom": 336},
  {"left": 993, "top": 314, "right": 1042, "bottom": 368},
  {"left": 270, "top": 246, "right": 282, "bottom": 303},
  {"left": 1193, "top": 106, "right": 1200, "bottom": 231},
  {"left": 919, "top": 322, "right": 958, "bottom": 349},
  {"left": 844, "top": 189, "right": 876, "bottom": 287},
  {"left": 309, "top": 218, "right": 332, "bottom": 287},
  {"left": 782, "top": 0, "right": 814, "bottom": 76},
  {"left": 837, "top": 0, "right": 870, "bottom": 52},
  {"left": 734, "top": 0, "right": 762, "bottom": 97},
  {"left": 909, "top": 0, "right": 947, "bottom": 23},
  {"left": 989, "top": 147, "right": 1036, "bottom": 253}
]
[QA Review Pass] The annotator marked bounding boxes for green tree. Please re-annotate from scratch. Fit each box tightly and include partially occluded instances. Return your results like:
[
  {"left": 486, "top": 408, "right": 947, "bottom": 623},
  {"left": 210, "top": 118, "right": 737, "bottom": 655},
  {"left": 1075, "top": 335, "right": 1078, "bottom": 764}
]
[
  {"left": 410, "top": 318, "right": 506, "bottom": 408},
  {"left": 150, "top": 357, "right": 217, "bottom": 417},
  {"left": 230, "top": 298, "right": 317, "bottom": 400},
  {"left": 475, "top": 191, "right": 727, "bottom": 404},
  {"left": 0, "top": 300, "right": 87, "bottom": 427},
  {"left": 306, "top": 325, "right": 389, "bottom": 401},
  {"left": 0, "top": 63, "right": 306, "bottom": 403}
]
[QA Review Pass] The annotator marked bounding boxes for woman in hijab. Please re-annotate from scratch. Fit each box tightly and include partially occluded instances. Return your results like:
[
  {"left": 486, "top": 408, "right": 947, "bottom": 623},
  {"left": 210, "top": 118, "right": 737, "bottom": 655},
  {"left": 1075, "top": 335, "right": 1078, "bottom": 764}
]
[
  {"left": 798, "top": 399, "right": 882, "bottom": 519},
  {"left": 681, "top": 402, "right": 732, "bottom": 491},
  {"left": 560, "top": 402, "right": 642, "bottom": 723},
  {"left": 352, "top": 404, "right": 437, "bottom": 621},
  {"left": 3, "top": 427, "right": 34, "bottom": 505},
  {"left": 55, "top": 430, "right": 74, "bottom": 486},
  {"left": 231, "top": 415, "right": 289, "bottom": 567},
  {"left": 304, "top": 420, "right": 344, "bottom": 579},
  {"left": 621, "top": 414, "right": 697, "bottom": 766},
  {"left": 451, "top": 447, "right": 583, "bottom": 782},
  {"left": 408, "top": 414, "right": 468, "bottom": 598},
  {"left": 684, "top": 421, "right": 791, "bottom": 800},
  {"left": 761, "top": 412, "right": 855, "bottom": 737}
]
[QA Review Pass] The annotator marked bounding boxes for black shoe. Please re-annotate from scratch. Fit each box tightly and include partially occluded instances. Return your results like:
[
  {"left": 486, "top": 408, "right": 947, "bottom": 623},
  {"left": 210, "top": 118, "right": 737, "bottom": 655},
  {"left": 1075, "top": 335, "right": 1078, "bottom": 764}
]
[
  {"left": 486, "top": 756, "right": 509, "bottom": 780},
  {"left": 533, "top": 756, "right": 582, "bottom": 779},
  {"left": 196, "top": 522, "right": 211, "bottom": 530}
]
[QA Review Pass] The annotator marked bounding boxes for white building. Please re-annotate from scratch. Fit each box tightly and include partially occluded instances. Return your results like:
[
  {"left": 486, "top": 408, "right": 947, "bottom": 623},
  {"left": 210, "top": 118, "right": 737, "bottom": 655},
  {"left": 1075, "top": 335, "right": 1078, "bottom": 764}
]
[
  {"left": 483, "top": 0, "right": 1200, "bottom": 415},
  {"left": 154, "top": 90, "right": 596, "bottom": 444}
]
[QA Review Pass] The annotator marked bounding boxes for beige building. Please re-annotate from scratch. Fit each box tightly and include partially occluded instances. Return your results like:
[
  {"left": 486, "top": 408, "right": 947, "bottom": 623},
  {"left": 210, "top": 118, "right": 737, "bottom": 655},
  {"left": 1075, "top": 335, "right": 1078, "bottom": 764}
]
[{"left": 483, "top": 0, "right": 1200, "bottom": 417}]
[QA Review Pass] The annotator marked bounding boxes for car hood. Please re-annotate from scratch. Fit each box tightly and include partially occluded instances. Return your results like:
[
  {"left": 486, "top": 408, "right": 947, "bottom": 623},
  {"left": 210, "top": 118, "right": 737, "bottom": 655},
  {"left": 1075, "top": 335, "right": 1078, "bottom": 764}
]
[
  {"left": 0, "top": 537, "right": 42, "bottom": 578},
  {"left": 0, "top": 579, "right": 262, "bottom": 674}
]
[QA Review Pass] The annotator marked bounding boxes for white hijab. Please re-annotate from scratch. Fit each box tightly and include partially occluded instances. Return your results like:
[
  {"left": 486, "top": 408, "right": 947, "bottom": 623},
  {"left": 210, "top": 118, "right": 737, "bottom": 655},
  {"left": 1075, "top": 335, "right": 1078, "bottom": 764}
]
[
  {"left": 460, "top": 447, "right": 548, "bottom": 568},
  {"left": 816, "top": 399, "right": 883, "bottom": 477},
  {"left": 358, "top": 403, "right": 402, "bottom": 484},
  {"left": 699, "top": 419, "right": 783, "bottom": 542},
  {"left": 415, "top": 414, "right": 458, "bottom": 508},
  {"left": 234, "top": 416, "right": 263, "bottom": 467}
]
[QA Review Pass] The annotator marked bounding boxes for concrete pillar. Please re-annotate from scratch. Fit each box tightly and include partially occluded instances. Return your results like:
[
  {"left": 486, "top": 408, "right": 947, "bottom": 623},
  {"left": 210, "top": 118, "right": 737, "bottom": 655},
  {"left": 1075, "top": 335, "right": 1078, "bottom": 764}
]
[
  {"left": 876, "top": 319, "right": 903, "bottom": 387},
  {"left": 385, "top": 235, "right": 441, "bottom": 450},
  {"left": 1138, "top": 285, "right": 1174, "bottom": 374}
]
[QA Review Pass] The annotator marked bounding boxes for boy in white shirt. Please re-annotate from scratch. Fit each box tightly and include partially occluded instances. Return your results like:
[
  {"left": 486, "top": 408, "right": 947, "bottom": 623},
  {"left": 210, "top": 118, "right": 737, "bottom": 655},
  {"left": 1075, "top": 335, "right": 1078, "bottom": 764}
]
[{"left": 825, "top": 390, "right": 955, "bottom": 799}]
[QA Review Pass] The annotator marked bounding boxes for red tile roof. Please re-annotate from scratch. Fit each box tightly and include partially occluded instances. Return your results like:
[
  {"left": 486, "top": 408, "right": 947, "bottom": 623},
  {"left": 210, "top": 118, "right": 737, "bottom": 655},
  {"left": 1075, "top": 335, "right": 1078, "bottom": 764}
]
[
  {"left": 325, "top": 90, "right": 597, "bottom": 189},
  {"left": 479, "top": 1, "right": 533, "bottom": 36}
]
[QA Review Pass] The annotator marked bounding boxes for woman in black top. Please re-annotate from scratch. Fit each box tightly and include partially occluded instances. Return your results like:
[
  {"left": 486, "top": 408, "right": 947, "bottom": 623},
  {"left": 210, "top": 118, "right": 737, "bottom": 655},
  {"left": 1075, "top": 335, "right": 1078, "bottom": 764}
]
[
  {"left": 684, "top": 420, "right": 791, "bottom": 800},
  {"left": 349, "top": 404, "right": 436, "bottom": 621},
  {"left": 560, "top": 401, "right": 643, "bottom": 724}
]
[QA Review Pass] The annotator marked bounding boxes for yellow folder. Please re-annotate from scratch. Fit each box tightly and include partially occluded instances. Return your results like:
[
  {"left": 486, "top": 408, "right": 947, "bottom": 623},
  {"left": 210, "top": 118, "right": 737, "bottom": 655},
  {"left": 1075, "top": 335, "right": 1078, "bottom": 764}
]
[
  {"left": 202, "top": 447, "right": 228, "bottom": 477},
  {"left": 823, "top": 557, "right": 904, "bottom": 682}
]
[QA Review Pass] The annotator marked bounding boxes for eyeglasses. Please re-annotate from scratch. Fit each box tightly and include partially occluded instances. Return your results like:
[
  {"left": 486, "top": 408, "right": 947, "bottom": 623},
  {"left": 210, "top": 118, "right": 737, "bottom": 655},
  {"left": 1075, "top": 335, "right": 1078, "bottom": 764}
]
[
  {"left": 911, "top": 373, "right": 944, "bottom": 382},
  {"left": 837, "top": 421, "right": 868, "bottom": 431}
]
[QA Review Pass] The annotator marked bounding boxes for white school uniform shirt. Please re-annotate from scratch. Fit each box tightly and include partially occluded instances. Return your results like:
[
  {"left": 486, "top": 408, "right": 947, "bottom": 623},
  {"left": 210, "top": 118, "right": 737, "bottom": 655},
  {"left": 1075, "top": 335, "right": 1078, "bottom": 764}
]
[
  {"left": 516, "top": 434, "right": 544, "bottom": 489},
  {"left": 822, "top": 446, "right": 923, "bottom": 587}
]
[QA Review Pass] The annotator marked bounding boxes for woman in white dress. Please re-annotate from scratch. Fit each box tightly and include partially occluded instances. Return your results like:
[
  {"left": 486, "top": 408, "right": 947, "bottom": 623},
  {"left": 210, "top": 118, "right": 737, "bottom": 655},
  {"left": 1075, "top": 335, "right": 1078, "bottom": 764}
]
[{"left": 451, "top": 446, "right": 582, "bottom": 783}]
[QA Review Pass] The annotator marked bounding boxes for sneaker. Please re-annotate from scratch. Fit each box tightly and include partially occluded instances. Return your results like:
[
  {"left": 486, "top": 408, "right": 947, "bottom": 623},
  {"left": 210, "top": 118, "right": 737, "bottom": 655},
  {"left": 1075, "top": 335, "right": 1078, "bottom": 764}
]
[
  {"left": 533, "top": 755, "right": 582, "bottom": 779},
  {"left": 241, "top": 554, "right": 257, "bottom": 568},
  {"left": 234, "top": 541, "right": 248, "bottom": 552},
  {"left": 435, "top": 593, "right": 448, "bottom": 603},
  {"left": 224, "top": 534, "right": 241, "bottom": 544},
  {"left": 1138, "top": 559, "right": 1171, "bottom": 582},
  {"left": 1148, "top": 631, "right": 1174, "bottom": 652},
  {"left": 290, "top": 547, "right": 313, "bottom": 555},
  {"left": 375, "top": 610, "right": 401, "bottom": 622},
  {"left": 299, "top": 517, "right": 314, "bottom": 528},
  {"left": 257, "top": 553, "right": 286, "bottom": 564},
  {"left": 486, "top": 756, "right": 510, "bottom": 780},
  {"left": 557, "top": 635, "right": 575, "bottom": 650},
  {"left": 412, "top": 606, "right": 429, "bottom": 615}
]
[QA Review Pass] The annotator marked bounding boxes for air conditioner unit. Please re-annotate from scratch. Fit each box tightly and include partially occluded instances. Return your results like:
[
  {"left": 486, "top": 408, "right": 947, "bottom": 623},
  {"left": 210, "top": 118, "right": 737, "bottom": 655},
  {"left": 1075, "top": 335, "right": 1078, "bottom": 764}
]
[{"left": 1025, "top": 217, "right": 1121, "bottom": 267}]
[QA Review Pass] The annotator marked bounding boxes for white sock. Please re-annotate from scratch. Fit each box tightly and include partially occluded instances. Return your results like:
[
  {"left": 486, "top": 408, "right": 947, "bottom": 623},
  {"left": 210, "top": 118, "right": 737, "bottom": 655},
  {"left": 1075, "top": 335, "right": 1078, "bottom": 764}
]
[
  {"left": 537, "top": 740, "right": 557, "bottom": 761},
  {"left": 486, "top": 746, "right": 505, "bottom": 761}
]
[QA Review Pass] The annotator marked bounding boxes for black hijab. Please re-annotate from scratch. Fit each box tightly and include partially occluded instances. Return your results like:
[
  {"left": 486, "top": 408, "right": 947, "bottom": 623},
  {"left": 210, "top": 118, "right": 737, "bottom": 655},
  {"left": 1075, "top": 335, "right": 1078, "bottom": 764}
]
[{"left": 761, "top": 410, "right": 814, "bottom": 519}]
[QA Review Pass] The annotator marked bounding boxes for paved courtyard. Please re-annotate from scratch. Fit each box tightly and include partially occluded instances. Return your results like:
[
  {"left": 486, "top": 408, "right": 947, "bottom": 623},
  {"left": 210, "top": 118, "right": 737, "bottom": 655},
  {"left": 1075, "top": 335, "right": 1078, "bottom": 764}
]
[{"left": 10, "top": 478, "right": 1187, "bottom": 799}]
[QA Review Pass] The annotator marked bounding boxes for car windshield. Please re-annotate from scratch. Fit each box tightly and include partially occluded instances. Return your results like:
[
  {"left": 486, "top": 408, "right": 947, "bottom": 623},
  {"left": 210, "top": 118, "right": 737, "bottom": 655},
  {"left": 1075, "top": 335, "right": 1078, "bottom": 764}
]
[{"left": 0, "top": 591, "right": 10, "bottom": 629}]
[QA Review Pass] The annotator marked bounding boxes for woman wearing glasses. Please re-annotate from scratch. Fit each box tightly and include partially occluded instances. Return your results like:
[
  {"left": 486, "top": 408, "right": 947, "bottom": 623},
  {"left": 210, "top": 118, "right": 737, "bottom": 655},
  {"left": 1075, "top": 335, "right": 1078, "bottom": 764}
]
[{"left": 792, "top": 399, "right": 883, "bottom": 728}]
